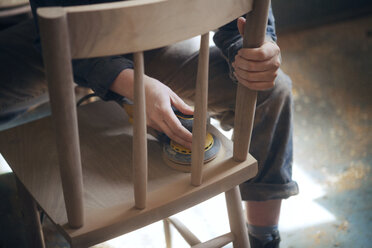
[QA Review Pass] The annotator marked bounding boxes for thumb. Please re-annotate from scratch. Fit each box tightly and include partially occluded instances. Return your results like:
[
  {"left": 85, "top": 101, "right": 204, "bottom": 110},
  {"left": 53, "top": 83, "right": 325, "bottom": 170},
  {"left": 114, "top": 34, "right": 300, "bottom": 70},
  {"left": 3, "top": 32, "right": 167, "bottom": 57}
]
[
  {"left": 237, "top": 17, "right": 246, "bottom": 36},
  {"left": 170, "top": 92, "right": 194, "bottom": 115}
]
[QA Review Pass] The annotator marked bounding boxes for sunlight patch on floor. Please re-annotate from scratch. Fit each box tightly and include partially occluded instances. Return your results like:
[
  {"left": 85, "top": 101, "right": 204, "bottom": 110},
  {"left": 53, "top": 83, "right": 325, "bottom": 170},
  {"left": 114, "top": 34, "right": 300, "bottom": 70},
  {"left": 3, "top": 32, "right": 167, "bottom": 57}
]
[{"left": 279, "top": 163, "right": 336, "bottom": 232}]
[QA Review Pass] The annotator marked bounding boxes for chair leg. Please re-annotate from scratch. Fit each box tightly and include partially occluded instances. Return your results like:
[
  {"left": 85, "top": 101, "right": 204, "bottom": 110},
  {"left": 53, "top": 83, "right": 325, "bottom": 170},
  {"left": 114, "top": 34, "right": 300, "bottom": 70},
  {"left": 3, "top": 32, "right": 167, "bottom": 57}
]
[
  {"left": 225, "top": 186, "right": 250, "bottom": 248},
  {"left": 16, "top": 177, "right": 45, "bottom": 248},
  {"left": 163, "top": 219, "right": 172, "bottom": 248}
]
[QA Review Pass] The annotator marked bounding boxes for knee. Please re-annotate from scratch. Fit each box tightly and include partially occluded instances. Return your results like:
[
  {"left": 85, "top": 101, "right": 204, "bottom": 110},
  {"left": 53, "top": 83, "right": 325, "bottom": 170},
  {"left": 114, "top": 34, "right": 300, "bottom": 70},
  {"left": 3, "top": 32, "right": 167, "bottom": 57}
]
[
  {"left": 274, "top": 69, "right": 293, "bottom": 103},
  {"left": 255, "top": 69, "right": 293, "bottom": 118},
  {"left": 266, "top": 69, "right": 293, "bottom": 109}
]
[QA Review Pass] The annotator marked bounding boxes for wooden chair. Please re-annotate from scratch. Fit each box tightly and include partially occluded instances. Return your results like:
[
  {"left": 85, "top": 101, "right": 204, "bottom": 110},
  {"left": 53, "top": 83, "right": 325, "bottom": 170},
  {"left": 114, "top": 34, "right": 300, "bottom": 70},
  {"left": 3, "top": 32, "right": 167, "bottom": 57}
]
[{"left": 0, "top": 0, "right": 270, "bottom": 247}]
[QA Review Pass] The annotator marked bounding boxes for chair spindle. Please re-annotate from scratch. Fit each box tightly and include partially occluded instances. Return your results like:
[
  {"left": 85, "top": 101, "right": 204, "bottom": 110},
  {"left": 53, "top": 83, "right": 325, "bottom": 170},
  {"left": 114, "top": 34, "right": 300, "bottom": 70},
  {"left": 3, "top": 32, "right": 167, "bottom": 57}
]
[
  {"left": 191, "top": 32, "right": 210, "bottom": 186},
  {"left": 133, "top": 52, "right": 148, "bottom": 209},
  {"left": 225, "top": 186, "right": 250, "bottom": 248}
]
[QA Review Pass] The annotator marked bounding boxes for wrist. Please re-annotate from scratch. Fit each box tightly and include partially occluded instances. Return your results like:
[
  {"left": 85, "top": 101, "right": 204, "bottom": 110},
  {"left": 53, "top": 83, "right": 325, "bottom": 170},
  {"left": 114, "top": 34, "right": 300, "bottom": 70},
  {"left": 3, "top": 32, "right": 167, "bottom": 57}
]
[{"left": 110, "top": 68, "right": 135, "bottom": 100}]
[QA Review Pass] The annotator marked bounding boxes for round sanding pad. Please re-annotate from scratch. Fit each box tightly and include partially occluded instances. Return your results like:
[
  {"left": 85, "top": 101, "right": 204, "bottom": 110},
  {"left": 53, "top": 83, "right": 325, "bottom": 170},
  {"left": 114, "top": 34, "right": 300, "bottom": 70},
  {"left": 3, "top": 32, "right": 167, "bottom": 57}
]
[{"left": 163, "top": 133, "right": 221, "bottom": 167}]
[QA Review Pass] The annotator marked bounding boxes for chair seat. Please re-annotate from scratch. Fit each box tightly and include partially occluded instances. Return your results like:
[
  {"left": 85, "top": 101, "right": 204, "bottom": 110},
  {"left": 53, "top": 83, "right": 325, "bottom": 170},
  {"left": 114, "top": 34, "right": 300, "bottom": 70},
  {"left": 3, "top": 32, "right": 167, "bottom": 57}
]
[{"left": 0, "top": 100, "right": 257, "bottom": 247}]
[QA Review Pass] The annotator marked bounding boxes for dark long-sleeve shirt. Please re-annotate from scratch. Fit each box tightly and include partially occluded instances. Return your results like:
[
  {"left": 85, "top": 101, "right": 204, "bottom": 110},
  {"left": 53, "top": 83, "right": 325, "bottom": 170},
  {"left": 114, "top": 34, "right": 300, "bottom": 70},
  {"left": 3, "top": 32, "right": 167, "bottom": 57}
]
[{"left": 30, "top": 0, "right": 277, "bottom": 101}]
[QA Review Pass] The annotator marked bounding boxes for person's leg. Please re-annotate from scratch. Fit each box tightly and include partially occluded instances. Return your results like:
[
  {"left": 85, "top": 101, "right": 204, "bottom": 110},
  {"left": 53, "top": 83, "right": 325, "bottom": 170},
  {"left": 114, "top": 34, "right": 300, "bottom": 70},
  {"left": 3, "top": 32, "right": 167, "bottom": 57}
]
[
  {"left": 246, "top": 200, "right": 281, "bottom": 226},
  {"left": 144, "top": 38, "right": 298, "bottom": 247},
  {"left": 245, "top": 200, "right": 281, "bottom": 247}
]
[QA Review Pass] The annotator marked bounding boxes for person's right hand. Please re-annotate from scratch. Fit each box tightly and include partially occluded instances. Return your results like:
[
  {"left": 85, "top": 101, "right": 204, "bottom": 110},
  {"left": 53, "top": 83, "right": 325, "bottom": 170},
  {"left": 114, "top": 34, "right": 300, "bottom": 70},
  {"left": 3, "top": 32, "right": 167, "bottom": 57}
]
[
  {"left": 144, "top": 76, "right": 193, "bottom": 149},
  {"left": 110, "top": 69, "right": 194, "bottom": 149}
]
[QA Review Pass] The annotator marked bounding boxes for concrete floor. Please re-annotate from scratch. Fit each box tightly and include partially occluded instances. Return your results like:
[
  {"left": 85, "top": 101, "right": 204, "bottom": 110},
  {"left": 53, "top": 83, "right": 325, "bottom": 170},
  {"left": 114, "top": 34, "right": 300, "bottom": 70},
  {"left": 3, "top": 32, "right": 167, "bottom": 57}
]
[
  {"left": 0, "top": 14, "right": 371, "bottom": 248},
  {"left": 277, "top": 14, "right": 372, "bottom": 248}
]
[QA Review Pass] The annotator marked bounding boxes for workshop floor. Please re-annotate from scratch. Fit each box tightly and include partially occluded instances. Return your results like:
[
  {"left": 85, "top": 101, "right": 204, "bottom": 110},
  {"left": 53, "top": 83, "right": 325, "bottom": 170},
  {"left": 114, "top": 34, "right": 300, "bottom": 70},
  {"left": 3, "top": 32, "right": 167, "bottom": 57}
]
[
  {"left": 276, "top": 14, "right": 372, "bottom": 248},
  {"left": 0, "top": 14, "right": 371, "bottom": 248}
]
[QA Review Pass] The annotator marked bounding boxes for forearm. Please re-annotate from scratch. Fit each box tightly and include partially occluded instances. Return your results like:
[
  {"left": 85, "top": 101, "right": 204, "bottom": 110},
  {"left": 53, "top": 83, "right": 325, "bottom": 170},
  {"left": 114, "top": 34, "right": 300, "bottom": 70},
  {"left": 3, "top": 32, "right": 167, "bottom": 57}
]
[
  {"left": 72, "top": 56, "right": 132, "bottom": 101},
  {"left": 109, "top": 68, "right": 135, "bottom": 101}
]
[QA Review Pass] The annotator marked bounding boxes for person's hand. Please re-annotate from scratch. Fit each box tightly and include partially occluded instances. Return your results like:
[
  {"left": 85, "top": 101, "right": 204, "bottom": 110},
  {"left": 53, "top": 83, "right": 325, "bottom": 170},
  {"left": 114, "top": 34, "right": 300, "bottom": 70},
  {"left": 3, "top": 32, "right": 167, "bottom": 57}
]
[
  {"left": 144, "top": 76, "right": 193, "bottom": 149},
  {"left": 232, "top": 17, "right": 281, "bottom": 91},
  {"left": 110, "top": 69, "right": 194, "bottom": 149}
]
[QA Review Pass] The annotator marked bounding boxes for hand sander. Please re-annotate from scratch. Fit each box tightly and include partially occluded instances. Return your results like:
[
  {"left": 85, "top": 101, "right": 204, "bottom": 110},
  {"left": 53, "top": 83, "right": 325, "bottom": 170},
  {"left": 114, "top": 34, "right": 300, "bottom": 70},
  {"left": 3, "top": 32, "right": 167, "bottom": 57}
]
[
  {"left": 163, "top": 109, "right": 221, "bottom": 166},
  {"left": 121, "top": 101, "right": 221, "bottom": 171}
]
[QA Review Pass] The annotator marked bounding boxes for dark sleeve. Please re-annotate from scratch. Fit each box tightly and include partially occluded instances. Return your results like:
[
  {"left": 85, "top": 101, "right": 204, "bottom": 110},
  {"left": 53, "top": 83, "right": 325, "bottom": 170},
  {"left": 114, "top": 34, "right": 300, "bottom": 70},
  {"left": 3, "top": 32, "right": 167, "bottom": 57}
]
[
  {"left": 29, "top": 0, "right": 132, "bottom": 101},
  {"left": 213, "top": 6, "right": 277, "bottom": 82}
]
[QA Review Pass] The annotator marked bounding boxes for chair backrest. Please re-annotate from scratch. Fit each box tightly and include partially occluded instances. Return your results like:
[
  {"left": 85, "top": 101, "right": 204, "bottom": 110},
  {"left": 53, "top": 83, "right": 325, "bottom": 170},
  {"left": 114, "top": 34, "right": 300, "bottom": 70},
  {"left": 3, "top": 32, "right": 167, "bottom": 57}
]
[
  {"left": 57, "top": 0, "right": 252, "bottom": 58},
  {"left": 37, "top": 0, "right": 269, "bottom": 228}
]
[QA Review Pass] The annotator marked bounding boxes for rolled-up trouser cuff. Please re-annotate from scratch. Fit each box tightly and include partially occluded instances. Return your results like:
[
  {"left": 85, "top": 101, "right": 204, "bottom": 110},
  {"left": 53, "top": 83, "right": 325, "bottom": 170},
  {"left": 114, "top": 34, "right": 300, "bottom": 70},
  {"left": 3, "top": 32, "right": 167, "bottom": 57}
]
[{"left": 239, "top": 181, "right": 299, "bottom": 201}]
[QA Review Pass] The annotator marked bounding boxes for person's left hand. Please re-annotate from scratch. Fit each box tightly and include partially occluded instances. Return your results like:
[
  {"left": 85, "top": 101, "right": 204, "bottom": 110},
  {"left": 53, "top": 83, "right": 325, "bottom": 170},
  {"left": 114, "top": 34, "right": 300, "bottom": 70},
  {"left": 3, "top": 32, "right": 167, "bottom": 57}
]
[{"left": 232, "top": 17, "right": 281, "bottom": 91}]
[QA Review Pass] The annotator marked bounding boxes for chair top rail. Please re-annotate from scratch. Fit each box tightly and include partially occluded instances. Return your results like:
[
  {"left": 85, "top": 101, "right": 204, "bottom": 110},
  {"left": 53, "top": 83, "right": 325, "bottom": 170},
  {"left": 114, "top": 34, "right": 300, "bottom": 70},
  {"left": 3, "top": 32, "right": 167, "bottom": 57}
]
[{"left": 37, "top": 0, "right": 253, "bottom": 59}]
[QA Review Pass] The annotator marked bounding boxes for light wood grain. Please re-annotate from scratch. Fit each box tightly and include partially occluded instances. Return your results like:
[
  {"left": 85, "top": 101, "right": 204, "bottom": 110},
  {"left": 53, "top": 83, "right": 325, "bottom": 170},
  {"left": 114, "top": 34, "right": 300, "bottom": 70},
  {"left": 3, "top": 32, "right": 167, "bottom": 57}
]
[
  {"left": 133, "top": 52, "right": 148, "bottom": 209},
  {"left": 37, "top": 0, "right": 253, "bottom": 58},
  {"left": 191, "top": 33, "right": 209, "bottom": 186},
  {"left": 225, "top": 186, "right": 250, "bottom": 248},
  {"left": 168, "top": 217, "right": 201, "bottom": 246},
  {"left": 0, "top": 101, "right": 257, "bottom": 247},
  {"left": 163, "top": 219, "right": 172, "bottom": 248},
  {"left": 37, "top": 8, "right": 84, "bottom": 228},
  {"left": 191, "top": 232, "right": 234, "bottom": 248},
  {"left": 233, "top": 0, "right": 270, "bottom": 162},
  {"left": 26, "top": 0, "right": 265, "bottom": 246}
]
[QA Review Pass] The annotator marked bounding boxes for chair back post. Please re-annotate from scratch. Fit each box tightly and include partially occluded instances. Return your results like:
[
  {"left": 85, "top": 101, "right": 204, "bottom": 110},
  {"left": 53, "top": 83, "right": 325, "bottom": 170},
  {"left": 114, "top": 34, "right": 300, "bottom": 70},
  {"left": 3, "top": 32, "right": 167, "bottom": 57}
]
[
  {"left": 37, "top": 7, "right": 84, "bottom": 228},
  {"left": 233, "top": 0, "right": 271, "bottom": 162},
  {"left": 133, "top": 52, "right": 148, "bottom": 209},
  {"left": 191, "top": 32, "right": 210, "bottom": 186}
]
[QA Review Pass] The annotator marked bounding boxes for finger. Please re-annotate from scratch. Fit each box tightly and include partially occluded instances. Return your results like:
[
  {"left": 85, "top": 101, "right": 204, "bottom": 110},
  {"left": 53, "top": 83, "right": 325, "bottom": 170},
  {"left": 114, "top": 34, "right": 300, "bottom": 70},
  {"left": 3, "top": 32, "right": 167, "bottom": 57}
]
[
  {"left": 164, "top": 120, "right": 193, "bottom": 150},
  {"left": 237, "top": 17, "right": 246, "bottom": 36},
  {"left": 159, "top": 119, "right": 192, "bottom": 149},
  {"left": 234, "top": 72, "right": 275, "bottom": 91},
  {"left": 233, "top": 53, "right": 281, "bottom": 72},
  {"left": 148, "top": 117, "right": 182, "bottom": 145},
  {"left": 146, "top": 121, "right": 164, "bottom": 140},
  {"left": 170, "top": 92, "right": 194, "bottom": 115},
  {"left": 162, "top": 106, "right": 193, "bottom": 142},
  {"left": 233, "top": 67, "right": 278, "bottom": 82},
  {"left": 238, "top": 42, "right": 280, "bottom": 61}
]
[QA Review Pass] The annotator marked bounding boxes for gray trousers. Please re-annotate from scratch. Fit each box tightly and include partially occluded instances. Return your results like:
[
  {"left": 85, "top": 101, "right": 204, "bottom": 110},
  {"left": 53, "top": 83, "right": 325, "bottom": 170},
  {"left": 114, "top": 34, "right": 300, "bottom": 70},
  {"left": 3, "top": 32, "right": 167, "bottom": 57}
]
[{"left": 0, "top": 20, "right": 298, "bottom": 201}]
